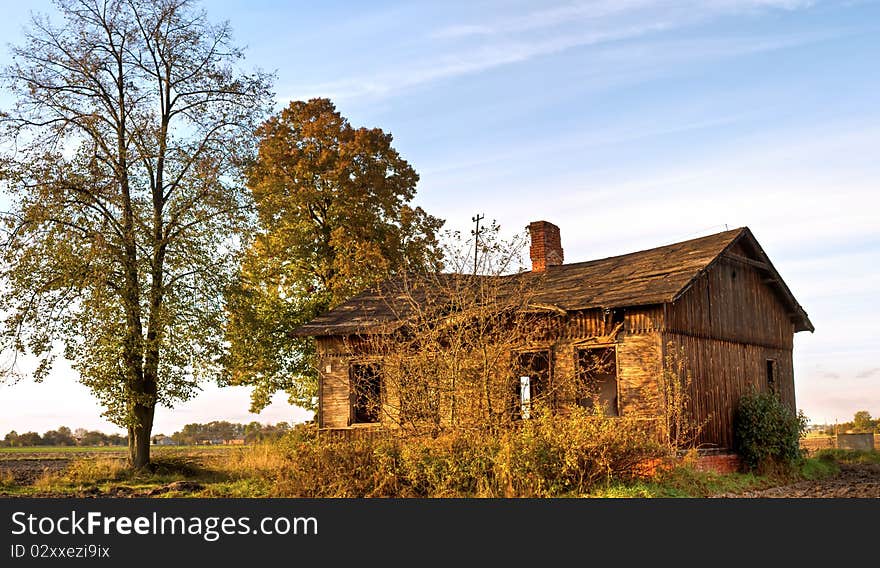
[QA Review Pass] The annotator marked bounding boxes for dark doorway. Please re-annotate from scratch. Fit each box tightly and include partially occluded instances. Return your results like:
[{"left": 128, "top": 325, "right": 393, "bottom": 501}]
[
  {"left": 350, "top": 363, "right": 382, "bottom": 424},
  {"left": 576, "top": 347, "right": 619, "bottom": 416}
]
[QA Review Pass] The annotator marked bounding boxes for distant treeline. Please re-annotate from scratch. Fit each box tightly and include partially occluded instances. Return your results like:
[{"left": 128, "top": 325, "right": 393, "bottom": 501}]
[
  {"left": 155, "top": 421, "right": 296, "bottom": 445},
  {"left": 1, "top": 421, "right": 300, "bottom": 447},
  {"left": 1, "top": 427, "right": 126, "bottom": 447},
  {"left": 811, "top": 410, "right": 878, "bottom": 435}
]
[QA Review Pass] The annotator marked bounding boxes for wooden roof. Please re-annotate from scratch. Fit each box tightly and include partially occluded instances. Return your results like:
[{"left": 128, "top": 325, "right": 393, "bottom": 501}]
[{"left": 294, "top": 227, "right": 813, "bottom": 336}]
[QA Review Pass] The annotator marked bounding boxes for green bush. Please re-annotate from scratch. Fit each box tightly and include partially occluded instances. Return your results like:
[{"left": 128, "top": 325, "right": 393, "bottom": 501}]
[{"left": 734, "top": 390, "right": 807, "bottom": 473}]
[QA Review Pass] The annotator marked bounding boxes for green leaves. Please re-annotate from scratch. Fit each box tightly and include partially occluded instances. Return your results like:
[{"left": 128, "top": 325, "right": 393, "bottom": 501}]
[
  {"left": 0, "top": 0, "right": 273, "bottom": 465},
  {"left": 734, "top": 389, "right": 807, "bottom": 472}
]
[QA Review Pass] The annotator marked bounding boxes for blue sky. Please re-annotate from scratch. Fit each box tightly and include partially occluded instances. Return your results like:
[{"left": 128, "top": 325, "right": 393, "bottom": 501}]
[{"left": 0, "top": 0, "right": 878, "bottom": 434}]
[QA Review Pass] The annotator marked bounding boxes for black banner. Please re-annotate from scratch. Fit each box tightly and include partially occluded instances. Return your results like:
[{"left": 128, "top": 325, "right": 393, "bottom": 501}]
[{"left": 0, "top": 498, "right": 874, "bottom": 564}]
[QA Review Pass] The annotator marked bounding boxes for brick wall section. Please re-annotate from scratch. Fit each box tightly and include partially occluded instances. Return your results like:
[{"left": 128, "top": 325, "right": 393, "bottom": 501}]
[
  {"left": 528, "top": 220, "right": 564, "bottom": 272},
  {"left": 634, "top": 452, "right": 742, "bottom": 477},
  {"left": 693, "top": 453, "right": 742, "bottom": 474}
]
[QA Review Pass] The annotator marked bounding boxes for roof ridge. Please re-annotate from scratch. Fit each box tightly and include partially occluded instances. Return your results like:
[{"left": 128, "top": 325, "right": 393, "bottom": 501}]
[
  {"left": 544, "top": 227, "right": 747, "bottom": 271},
  {"left": 293, "top": 225, "right": 813, "bottom": 336}
]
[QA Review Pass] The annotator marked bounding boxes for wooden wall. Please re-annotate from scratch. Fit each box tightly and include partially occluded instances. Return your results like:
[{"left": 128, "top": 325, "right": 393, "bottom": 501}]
[
  {"left": 616, "top": 333, "right": 663, "bottom": 417},
  {"left": 665, "top": 250, "right": 795, "bottom": 349},
  {"left": 316, "top": 251, "right": 801, "bottom": 451},
  {"left": 316, "top": 307, "right": 666, "bottom": 429},
  {"left": 552, "top": 307, "right": 663, "bottom": 417},
  {"left": 664, "top": 251, "right": 797, "bottom": 449},
  {"left": 316, "top": 337, "right": 352, "bottom": 429},
  {"left": 663, "top": 333, "right": 793, "bottom": 449},
  {"left": 557, "top": 306, "right": 664, "bottom": 339}
]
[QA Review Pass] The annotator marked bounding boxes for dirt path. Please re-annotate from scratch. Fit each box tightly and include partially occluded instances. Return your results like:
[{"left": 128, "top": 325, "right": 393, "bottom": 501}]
[{"left": 720, "top": 463, "right": 880, "bottom": 498}]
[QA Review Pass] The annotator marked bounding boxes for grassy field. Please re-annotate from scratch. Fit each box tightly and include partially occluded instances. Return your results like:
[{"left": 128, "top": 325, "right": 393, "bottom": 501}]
[
  {"left": 0, "top": 446, "right": 126, "bottom": 454},
  {"left": 3, "top": 427, "right": 871, "bottom": 498},
  {"left": 0, "top": 442, "right": 850, "bottom": 498},
  {"left": 0, "top": 445, "right": 249, "bottom": 497},
  {"left": 0, "top": 445, "right": 233, "bottom": 454}
]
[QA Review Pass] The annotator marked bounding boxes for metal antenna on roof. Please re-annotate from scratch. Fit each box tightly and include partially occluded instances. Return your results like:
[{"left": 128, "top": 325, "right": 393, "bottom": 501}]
[{"left": 471, "top": 213, "right": 485, "bottom": 275}]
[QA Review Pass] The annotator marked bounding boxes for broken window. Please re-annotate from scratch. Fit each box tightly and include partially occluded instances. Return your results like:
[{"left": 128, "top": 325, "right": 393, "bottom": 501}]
[
  {"left": 603, "top": 308, "right": 625, "bottom": 331},
  {"left": 576, "top": 347, "right": 619, "bottom": 416},
  {"left": 350, "top": 363, "right": 382, "bottom": 424},
  {"left": 512, "top": 350, "right": 551, "bottom": 419},
  {"left": 766, "top": 359, "right": 776, "bottom": 394}
]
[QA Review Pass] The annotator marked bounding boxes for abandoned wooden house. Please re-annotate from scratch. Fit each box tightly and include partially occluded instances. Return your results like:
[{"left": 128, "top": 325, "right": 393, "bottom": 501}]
[{"left": 294, "top": 222, "right": 813, "bottom": 450}]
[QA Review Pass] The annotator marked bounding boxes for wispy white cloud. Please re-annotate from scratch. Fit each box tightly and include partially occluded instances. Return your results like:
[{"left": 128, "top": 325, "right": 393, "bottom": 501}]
[
  {"left": 285, "top": 28, "right": 836, "bottom": 104},
  {"left": 418, "top": 61, "right": 854, "bottom": 181},
  {"left": 709, "top": 0, "right": 816, "bottom": 10},
  {"left": 431, "top": 0, "right": 654, "bottom": 39},
  {"left": 432, "top": 24, "right": 494, "bottom": 39},
  {"left": 283, "top": 0, "right": 823, "bottom": 104},
  {"left": 284, "top": 22, "right": 671, "bottom": 102},
  {"left": 432, "top": 0, "right": 815, "bottom": 39}
]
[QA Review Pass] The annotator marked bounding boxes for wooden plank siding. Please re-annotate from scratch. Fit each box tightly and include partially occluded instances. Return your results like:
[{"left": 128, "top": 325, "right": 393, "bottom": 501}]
[
  {"left": 663, "top": 253, "right": 797, "bottom": 449},
  {"left": 616, "top": 333, "right": 663, "bottom": 417},
  {"left": 315, "top": 344, "right": 351, "bottom": 429},
  {"left": 556, "top": 305, "right": 664, "bottom": 339},
  {"left": 663, "top": 333, "right": 793, "bottom": 449},
  {"left": 666, "top": 256, "right": 795, "bottom": 349}
]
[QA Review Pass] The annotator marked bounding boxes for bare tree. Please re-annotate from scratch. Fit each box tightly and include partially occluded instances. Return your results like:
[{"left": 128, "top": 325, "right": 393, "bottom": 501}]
[
  {"left": 657, "top": 343, "right": 705, "bottom": 452},
  {"left": 341, "top": 224, "right": 703, "bottom": 448},
  {"left": 345, "top": 223, "right": 572, "bottom": 435},
  {"left": 0, "top": 0, "right": 273, "bottom": 468}
]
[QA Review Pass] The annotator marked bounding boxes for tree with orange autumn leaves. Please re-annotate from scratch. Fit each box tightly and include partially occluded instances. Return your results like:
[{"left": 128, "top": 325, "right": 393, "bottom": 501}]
[{"left": 223, "top": 98, "right": 444, "bottom": 414}]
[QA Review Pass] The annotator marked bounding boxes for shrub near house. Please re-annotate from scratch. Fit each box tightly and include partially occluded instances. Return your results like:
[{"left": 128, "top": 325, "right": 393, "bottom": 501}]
[{"left": 735, "top": 390, "right": 808, "bottom": 472}]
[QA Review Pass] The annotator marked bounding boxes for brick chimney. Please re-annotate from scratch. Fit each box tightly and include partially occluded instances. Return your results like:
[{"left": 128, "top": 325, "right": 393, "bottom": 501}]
[{"left": 528, "top": 220, "right": 564, "bottom": 273}]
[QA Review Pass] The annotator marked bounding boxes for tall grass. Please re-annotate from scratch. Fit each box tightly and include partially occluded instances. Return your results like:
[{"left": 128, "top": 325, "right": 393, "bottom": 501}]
[
  {"left": 30, "top": 453, "right": 227, "bottom": 495},
  {"left": 227, "top": 410, "right": 668, "bottom": 498},
  {"left": 0, "top": 469, "right": 15, "bottom": 488},
  {"left": 10, "top": 426, "right": 851, "bottom": 498}
]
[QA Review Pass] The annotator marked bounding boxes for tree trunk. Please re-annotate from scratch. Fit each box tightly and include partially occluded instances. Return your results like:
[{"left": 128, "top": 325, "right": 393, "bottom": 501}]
[
  {"left": 127, "top": 425, "right": 135, "bottom": 461},
  {"left": 129, "top": 403, "right": 155, "bottom": 469},
  {"left": 114, "top": 44, "right": 151, "bottom": 470}
]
